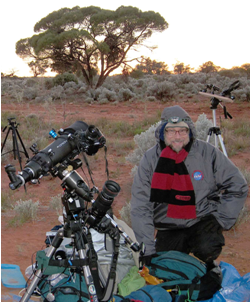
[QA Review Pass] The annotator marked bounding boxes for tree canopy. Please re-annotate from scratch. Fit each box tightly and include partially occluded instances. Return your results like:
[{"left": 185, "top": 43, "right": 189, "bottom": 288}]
[
  {"left": 16, "top": 6, "right": 168, "bottom": 87},
  {"left": 131, "top": 56, "right": 170, "bottom": 77},
  {"left": 173, "top": 61, "right": 191, "bottom": 74},
  {"left": 197, "top": 61, "right": 220, "bottom": 74}
]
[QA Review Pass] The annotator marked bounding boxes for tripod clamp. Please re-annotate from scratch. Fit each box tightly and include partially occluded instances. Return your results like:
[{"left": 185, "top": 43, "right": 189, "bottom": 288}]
[{"left": 200, "top": 84, "right": 233, "bottom": 120}]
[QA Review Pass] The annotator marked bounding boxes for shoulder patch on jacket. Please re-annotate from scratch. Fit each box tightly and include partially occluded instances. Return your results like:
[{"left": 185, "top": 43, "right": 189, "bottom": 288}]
[{"left": 193, "top": 170, "right": 204, "bottom": 181}]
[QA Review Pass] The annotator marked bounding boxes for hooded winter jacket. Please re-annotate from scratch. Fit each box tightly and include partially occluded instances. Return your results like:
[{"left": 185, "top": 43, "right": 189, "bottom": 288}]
[{"left": 130, "top": 106, "right": 248, "bottom": 256}]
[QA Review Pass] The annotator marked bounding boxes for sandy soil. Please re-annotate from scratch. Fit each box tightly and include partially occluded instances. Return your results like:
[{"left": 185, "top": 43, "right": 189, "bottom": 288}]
[{"left": 1, "top": 98, "right": 250, "bottom": 300}]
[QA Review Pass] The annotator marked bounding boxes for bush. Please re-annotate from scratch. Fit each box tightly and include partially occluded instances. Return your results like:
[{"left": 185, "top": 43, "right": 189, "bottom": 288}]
[
  {"left": 49, "top": 85, "right": 65, "bottom": 100},
  {"left": 53, "top": 72, "right": 78, "bottom": 87},
  {"left": 126, "top": 121, "right": 161, "bottom": 169},
  {"left": 99, "top": 88, "right": 117, "bottom": 102},
  {"left": 195, "top": 113, "right": 213, "bottom": 142},
  {"left": 147, "top": 81, "right": 176, "bottom": 101},
  {"left": 119, "top": 201, "right": 132, "bottom": 227},
  {"left": 64, "top": 81, "right": 78, "bottom": 90},
  {"left": 118, "top": 88, "right": 136, "bottom": 101},
  {"left": 10, "top": 199, "right": 40, "bottom": 226},
  {"left": 23, "top": 87, "right": 38, "bottom": 100},
  {"left": 49, "top": 194, "right": 63, "bottom": 216},
  {"left": 44, "top": 78, "right": 54, "bottom": 90},
  {"left": 24, "top": 78, "right": 38, "bottom": 87}
]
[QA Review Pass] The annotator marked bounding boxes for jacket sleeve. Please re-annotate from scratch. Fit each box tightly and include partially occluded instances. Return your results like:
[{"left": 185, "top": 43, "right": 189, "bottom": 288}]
[
  {"left": 130, "top": 150, "right": 156, "bottom": 256},
  {"left": 211, "top": 147, "right": 248, "bottom": 230}
]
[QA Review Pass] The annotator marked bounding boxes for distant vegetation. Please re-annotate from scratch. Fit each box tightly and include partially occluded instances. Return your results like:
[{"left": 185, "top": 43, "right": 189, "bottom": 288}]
[{"left": 1, "top": 62, "right": 250, "bottom": 105}]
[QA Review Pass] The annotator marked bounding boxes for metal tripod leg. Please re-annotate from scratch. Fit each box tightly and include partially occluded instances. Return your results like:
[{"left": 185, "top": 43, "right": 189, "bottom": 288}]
[
  {"left": 75, "top": 232, "right": 99, "bottom": 302},
  {"left": 206, "top": 128, "right": 228, "bottom": 157},
  {"left": 20, "top": 228, "right": 99, "bottom": 302},
  {"left": 20, "top": 229, "right": 64, "bottom": 302},
  {"left": 217, "top": 134, "right": 228, "bottom": 157}
]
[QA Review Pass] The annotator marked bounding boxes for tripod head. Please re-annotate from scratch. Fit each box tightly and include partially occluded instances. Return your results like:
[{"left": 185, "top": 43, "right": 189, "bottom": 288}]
[
  {"left": 2, "top": 117, "right": 19, "bottom": 132},
  {"left": 199, "top": 80, "right": 240, "bottom": 119}
]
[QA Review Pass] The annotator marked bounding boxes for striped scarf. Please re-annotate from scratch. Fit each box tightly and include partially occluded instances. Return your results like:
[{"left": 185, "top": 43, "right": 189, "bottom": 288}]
[{"left": 150, "top": 141, "right": 196, "bottom": 219}]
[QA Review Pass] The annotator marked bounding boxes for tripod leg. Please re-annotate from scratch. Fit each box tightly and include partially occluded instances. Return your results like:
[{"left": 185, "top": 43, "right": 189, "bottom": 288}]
[
  {"left": 15, "top": 128, "right": 29, "bottom": 159},
  {"left": 1, "top": 127, "right": 11, "bottom": 153},
  {"left": 75, "top": 232, "right": 99, "bottom": 302},
  {"left": 214, "top": 134, "right": 219, "bottom": 149},
  {"left": 11, "top": 127, "right": 23, "bottom": 170},
  {"left": 217, "top": 135, "right": 228, "bottom": 157},
  {"left": 20, "top": 229, "right": 64, "bottom": 302}
]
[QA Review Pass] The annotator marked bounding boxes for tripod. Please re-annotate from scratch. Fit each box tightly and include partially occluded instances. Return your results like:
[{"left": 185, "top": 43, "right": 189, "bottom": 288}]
[
  {"left": 206, "top": 97, "right": 229, "bottom": 157},
  {"left": 199, "top": 84, "right": 235, "bottom": 158},
  {"left": 18, "top": 169, "right": 142, "bottom": 302},
  {"left": 1, "top": 118, "right": 29, "bottom": 170},
  {"left": 20, "top": 216, "right": 100, "bottom": 302}
]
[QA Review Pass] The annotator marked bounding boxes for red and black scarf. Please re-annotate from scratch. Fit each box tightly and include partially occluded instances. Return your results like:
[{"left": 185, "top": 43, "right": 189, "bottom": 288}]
[{"left": 150, "top": 141, "right": 196, "bottom": 219}]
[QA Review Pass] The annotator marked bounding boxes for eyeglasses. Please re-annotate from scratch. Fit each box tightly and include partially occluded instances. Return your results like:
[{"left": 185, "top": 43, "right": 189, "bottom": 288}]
[{"left": 165, "top": 129, "right": 189, "bottom": 136}]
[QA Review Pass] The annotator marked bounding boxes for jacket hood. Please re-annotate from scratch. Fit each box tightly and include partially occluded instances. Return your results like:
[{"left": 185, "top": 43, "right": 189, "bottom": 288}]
[{"left": 155, "top": 105, "right": 197, "bottom": 142}]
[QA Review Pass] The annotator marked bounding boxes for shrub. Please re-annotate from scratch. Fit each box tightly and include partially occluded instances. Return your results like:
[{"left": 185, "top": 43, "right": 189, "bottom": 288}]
[
  {"left": 49, "top": 85, "right": 65, "bottom": 100},
  {"left": 99, "top": 88, "right": 117, "bottom": 102},
  {"left": 10, "top": 199, "right": 40, "bottom": 226},
  {"left": 118, "top": 88, "right": 136, "bottom": 101},
  {"left": 53, "top": 72, "right": 78, "bottom": 87},
  {"left": 126, "top": 121, "right": 161, "bottom": 168},
  {"left": 146, "top": 96, "right": 157, "bottom": 102},
  {"left": 44, "top": 78, "right": 54, "bottom": 90},
  {"left": 23, "top": 87, "right": 38, "bottom": 100},
  {"left": 232, "top": 88, "right": 250, "bottom": 102},
  {"left": 64, "top": 81, "right": 78, "bottom": 90},
  {"left": 119, "top": 201, "right": 132, "bottom": 227},
  {"left": 147, "top": 81, "right": 176, "bottom": 101},
  {"left": 1, "top": 191, "right": 13, "bottom": 211},
  {"left": 24, "top": 78, "right": 38, "bottom": 87},
  {"left": 195, "top": 113, "right": 213, "bottom": 142},
  {"left": 49, "top": 194, "right": 63, "bottom": 216}
]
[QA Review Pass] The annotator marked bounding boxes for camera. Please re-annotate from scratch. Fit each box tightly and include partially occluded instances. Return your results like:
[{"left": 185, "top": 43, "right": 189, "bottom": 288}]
[
  {"left": 5, "top": 120, "right": 122, "bottom": 229},
  {"left": 5, "top": 121, "right": 106, "bottom": 190}
]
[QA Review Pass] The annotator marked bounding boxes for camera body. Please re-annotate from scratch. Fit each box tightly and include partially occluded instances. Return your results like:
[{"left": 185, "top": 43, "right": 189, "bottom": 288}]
[{"left": 5, "top": 121, "right": 106, "bottom": 190}]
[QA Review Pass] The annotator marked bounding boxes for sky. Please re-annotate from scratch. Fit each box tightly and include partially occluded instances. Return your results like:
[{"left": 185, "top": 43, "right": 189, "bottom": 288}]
[{"left": 1, "top": 0, "right": 250, "bottom": 77}]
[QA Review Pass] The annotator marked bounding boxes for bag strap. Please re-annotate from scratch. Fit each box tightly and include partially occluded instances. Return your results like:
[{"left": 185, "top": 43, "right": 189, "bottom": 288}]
[
  {"left": 138, "top": 288, "right": 154, "bottom": 302},
  {"left": 185, "top": 276, "right": 201, "bottom": 302}
]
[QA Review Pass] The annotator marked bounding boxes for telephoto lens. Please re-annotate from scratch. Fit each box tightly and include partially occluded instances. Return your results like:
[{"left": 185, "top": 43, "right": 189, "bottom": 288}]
[{"left": 91, "top": 180, "right": 121, "bottom": 220}]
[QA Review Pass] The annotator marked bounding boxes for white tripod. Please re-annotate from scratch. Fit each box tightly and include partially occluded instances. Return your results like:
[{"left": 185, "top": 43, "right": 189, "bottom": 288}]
[{"left": 206, "top": 102, "right": 228, "bottom": 157}]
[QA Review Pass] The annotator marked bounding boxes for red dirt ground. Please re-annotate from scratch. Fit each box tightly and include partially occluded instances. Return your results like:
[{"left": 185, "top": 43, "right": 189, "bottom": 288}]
[{"left": 1, "top": 98, "right": 250, "bottom": 300}]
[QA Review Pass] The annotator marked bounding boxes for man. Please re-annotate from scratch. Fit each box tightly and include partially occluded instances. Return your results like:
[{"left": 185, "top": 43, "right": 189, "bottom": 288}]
[{"left": 130, "top": 105, "right": 248, "bottom": 267}]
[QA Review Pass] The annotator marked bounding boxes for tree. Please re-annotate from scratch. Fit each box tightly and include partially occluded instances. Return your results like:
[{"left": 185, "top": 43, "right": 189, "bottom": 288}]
[
  {"left": 173, "top": 61, "right": 191, "bottom": 74},
  {"left": 16, "top": 6, "right": 168, "bottom": 88},
  {"left": 219, "top": 63, "right": 250, "bottom": 79},
  {"left": 197, "top": 61, "right": 220, "bottom": 73},
  {"left": 28, "top": 60, "right": 48, "bottom": 77},
  {"left": 132, "top": 56, "right": 170, "bottom": 75}
]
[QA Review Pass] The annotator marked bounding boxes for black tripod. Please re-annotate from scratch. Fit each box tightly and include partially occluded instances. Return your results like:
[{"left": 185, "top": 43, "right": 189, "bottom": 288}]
[{"left": 1, "top": 118, "right": 29, "bottom": 170}]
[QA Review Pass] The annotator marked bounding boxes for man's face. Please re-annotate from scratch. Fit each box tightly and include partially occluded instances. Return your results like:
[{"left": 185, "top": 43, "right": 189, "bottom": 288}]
[{"left": 164, "top": 127, "right": 190, "bottom": 153}]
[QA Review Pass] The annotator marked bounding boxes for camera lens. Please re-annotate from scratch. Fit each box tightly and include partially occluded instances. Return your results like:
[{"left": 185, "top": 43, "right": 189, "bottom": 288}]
[
  {"left": 102, "top": 180, "right": 121, "bottom": 201},
  {"left": 91, "top": 180, "right": 120, "bottom": 218}
]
